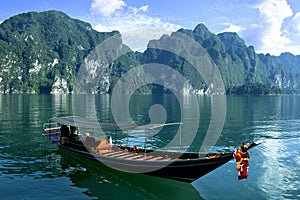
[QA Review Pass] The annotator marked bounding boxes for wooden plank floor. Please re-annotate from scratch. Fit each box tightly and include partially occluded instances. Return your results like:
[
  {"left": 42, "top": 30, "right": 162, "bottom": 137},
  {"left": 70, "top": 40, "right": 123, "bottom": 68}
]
[{"left": 98, "top": 149, "right": 173, "bottom": 161}]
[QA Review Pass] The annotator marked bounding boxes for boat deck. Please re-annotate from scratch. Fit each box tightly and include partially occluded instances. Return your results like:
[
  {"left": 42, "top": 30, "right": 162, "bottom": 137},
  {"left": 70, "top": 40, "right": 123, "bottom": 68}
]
[
  {"left": 66, "top": 136, "right": 225, "bottom": 161},
  {"left": 97, "top": 149, "right": 172, "bottom": 161}
]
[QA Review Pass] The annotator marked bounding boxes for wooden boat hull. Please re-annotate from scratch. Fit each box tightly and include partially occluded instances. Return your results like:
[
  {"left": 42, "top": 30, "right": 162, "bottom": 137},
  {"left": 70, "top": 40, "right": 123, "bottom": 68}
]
[{"left": 58, "top": 144, "right": 234, "bottom": 183}]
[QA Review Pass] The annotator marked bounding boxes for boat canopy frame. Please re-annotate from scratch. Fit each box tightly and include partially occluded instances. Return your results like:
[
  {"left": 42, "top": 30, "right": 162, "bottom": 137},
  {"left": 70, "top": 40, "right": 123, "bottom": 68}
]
[{"left": 50, "top": 116, "right": 182, "bottom": 131}]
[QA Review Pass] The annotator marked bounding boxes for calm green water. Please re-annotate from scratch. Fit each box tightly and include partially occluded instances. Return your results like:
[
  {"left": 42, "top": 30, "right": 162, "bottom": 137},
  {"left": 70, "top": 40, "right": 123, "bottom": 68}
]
[{"left": 0, "top": 94, "right": 299, "bottom": 199}]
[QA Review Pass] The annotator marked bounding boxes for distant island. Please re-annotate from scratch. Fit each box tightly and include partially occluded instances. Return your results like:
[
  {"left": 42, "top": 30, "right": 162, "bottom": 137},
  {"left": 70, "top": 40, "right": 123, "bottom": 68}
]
[{"left": 0, "top": 10, "right": 299, "bottom": 94}]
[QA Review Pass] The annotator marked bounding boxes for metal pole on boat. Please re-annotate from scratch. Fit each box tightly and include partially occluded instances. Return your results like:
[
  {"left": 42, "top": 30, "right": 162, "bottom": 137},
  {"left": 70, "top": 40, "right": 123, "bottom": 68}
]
[
  {"left": 144, "top": 129, "right": 147, "bottom": 151},
  {"left": 179, "top": 124, "right": 182, "bottom": 152},
  {"left": 48, "top": 120, "right": 50, "bottom": 140},
  {"left": 126, "top": 130, "right": 129, "bottom": 147},
  {"left": 144, "top": 130, "right": 147, "bottom": 159},
  {"left": 114, "top": 132, "right": 116, "bottom": 145},
  {"left": 151, "top": 130, "right": 153, "bottom": 149}
]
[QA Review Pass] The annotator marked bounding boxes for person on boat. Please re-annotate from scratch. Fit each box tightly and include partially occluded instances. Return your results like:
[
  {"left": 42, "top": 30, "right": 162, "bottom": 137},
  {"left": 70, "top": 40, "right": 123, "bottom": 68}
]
[
  {"left": 131, "top": 145, "right": 139, "bottom": 152},
  {"left": 70, "top": 126, "right": 78, "bottom": 135},
  {"left": 239, "top": 144, "right": 250, "bottom": 180},
  {"left": 234, "top": 143, "right": 250, "bottom": 180},
  {"left": 107, "top": 135, "right": 112, "bottom": 145},
  {"left": 233, "top": 147, "right": 242, "bottom": 170},
  {"left": 60, "top": 125, "right": 70, "bottom": 145},
  {"left": 69, "top": 126, "right": 80, "bottom": 141}
]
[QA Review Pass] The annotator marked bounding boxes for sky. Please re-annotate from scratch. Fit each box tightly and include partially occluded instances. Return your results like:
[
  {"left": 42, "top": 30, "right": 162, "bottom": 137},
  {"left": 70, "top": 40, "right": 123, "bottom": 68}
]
[{"left": 0, "top": 0, "right": 300, "bottom": 55}]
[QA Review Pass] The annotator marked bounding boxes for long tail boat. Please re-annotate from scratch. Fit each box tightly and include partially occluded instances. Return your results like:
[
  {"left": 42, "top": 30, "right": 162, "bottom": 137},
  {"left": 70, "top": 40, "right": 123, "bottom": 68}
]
[{"left": 43, "top": 116, "right": 261, "bottom": 183}]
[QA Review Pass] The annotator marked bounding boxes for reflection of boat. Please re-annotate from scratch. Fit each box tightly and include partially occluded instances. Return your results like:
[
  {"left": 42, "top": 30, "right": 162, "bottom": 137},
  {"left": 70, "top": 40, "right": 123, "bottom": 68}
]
[{"left": 43, "top": 116, "right": 260, "bottom": 183}]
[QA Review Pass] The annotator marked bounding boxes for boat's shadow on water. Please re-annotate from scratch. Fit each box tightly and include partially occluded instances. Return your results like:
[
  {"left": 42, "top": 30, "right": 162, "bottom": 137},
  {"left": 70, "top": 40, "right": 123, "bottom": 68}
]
[{"left": 55, "top": 149, "right": 203, "bottom": 200}]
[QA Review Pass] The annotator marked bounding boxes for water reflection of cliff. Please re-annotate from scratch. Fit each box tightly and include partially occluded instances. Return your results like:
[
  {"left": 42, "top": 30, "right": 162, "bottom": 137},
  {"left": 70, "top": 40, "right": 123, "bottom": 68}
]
[{"left": 58, "top": 150, "right": 203, "bottom": 200}]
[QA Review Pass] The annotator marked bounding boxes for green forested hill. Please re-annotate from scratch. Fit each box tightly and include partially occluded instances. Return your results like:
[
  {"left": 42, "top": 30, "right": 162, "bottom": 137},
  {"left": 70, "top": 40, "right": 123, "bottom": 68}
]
[
  {"left": 0, "top": 10, "right": 124, "bottom": 93},
  {"left": 0, "top": 11, "right": 299, "bottom": 94},
  {"left": 141, "top": 24, "right": 300, "bottom": 94}
]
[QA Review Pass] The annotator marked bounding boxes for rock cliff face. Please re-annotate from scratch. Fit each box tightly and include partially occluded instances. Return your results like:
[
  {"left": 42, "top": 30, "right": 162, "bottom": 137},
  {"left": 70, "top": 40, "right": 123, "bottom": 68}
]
[{"left": 0, "top": 11, "right": 299, "bottom": 94}]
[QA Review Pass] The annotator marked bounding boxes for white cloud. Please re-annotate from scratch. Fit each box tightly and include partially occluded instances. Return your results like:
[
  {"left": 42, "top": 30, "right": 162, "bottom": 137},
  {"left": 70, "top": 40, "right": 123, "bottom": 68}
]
[
  {"left": 92, "top": 11, "right": 181, "bottom": 33},
  {"left": 93, "top": 23, "right": 110, "bottom": 32},
  {"left": 242, "top": 0, "right": 296, "bottom": 55},
  {"left": 287, "top": 12, "right": 300, "bottom": 36},
  {"left": 91, "top": 4, "right": 181, "bottom": 52},
  {"left": 122, "top": 28, "right": 173, "bottom": 52},
  {"left": 91, "top": 0, "right": 126, "bottom": 17},
  {"left": 218, "top": 24, "right": 244, "bottom": 34},
  {"left": 129, "top": 5, "right": 149, "bottom": 14}
]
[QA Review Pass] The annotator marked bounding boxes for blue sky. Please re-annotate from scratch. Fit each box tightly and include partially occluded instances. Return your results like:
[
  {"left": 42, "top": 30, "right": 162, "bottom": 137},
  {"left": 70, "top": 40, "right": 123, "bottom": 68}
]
[{"left": 0, "top": 0, "right": 300, "bottom": 55}]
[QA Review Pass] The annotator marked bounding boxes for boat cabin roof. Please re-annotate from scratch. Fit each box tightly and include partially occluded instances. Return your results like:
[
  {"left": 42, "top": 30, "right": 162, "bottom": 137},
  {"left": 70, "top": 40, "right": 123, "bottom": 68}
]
[{"left": 50, "top": 116, "right": 182, "bottom": 131}]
